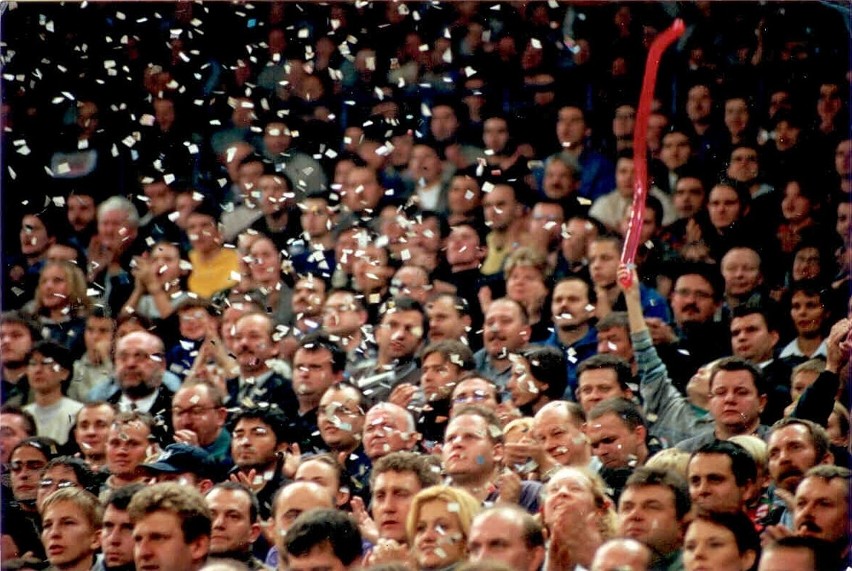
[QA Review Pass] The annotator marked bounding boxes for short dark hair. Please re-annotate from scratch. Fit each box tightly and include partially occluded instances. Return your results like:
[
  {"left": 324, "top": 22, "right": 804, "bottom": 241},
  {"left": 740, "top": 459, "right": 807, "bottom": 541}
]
[
  {"left": 370, "top": 451, "right": 442, "bottom": 489},
  {"left": 207, "top": 481, "right": 260, "bottom": 523},
  {"left": 624, "top": 467, "right": 691, "bottom": 520},
  {"left": 0, "top": 405, "right": 37, "bottom": 436},
  {"left": 231, "top": 404, "right": 290, "bottom": 445},
  {"left": 553, "top": 276, "right": 597, "bottom": 305},
  {"left": 420, "top": 340, "right": 475, "bottom": 371},
  {"left": 451, "top": 405, "right": 505, "bottom": 444},
  {"left": 674, "top": 262, "right": 725, "bottom": 301},
  {"left": 578, "top": 354, "right": 633, "bottom": 392},
  {"left": 709, "top": 356, "right": 768, "bottom": 397},
  {"left": 44, "top": 456, "right": 99, "bottom": 495},
  {"left": 297, "top": 331, "right": 347, "bottom": 374},
  {"left": 517, "top": 345, "right": 567, "bottom": 401},
  {"left": 691, "top": 440, "right": 757, "bottom": 487},
  {"left": 597, "top": 311, "right": 629, "bottom": 335},
  {"left": 427, "top": 293, "right": 471, "bottom": 319},
  {"left": 765, "top": 536, "right": 837, "bottom": 570},
  {"left": 104, "top": 483, "right": 146, "bottom": 511},
  {"left": 380, "top": 297, "right": 428, "bottom": 335},
  {"left": 283, "top": 508, "right": 362, "bottom": 566},
  {"left": 588, "top": 397, "right": 647, "bottom": 432},
  {"left": 690, "top": 511, "right": 760, "bottom": 559},
  {"left": 0, "top": 310, "right": 41, "bottom": 343}
]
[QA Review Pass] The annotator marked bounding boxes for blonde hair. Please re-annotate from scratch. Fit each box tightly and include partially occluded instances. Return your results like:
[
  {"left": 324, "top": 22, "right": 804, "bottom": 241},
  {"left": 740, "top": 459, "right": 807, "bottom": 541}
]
[
  {"left": 406, "top": 485, "right": 482, "bottom": 546},
  {"left": 729, "top": 434, "right": 768, "bottom": 470},
  {"left": 35, "top": 260, "right": 92, "bottom": 317},
  {"left": 543, "top": 467, "right": 617, "bottom": 540},
  {"left": 504, "top": 247, "right": 550, "bottom": 281},
  {"left": 503, "top": 417, "right": 534, "bottom": 442},
  {"left": 645, "top": 448, "right": 691, "bottom": 480},
  {"left": 41, "top": 487, "right": 103, "bottom": 529}
]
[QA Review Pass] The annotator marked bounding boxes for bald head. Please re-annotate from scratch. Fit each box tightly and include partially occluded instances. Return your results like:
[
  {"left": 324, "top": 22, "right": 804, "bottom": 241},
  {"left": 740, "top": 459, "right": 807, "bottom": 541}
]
[{"left": 591, "top": 538, "right": 651, "bottom": 571}]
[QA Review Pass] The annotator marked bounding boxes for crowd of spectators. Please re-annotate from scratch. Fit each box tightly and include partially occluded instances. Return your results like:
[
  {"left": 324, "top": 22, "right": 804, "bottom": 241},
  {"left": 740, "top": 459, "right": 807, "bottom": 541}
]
[{"left": 0, "top": 2, "right": 850, "bottom": 571}]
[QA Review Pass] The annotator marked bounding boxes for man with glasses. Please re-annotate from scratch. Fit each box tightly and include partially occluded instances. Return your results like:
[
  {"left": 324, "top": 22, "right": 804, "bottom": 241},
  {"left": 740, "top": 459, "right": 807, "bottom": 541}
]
[
  {"left": 318, "top": 382, "right": 371, "bottom": 500},
  {"left": 35, "top": 456, "right": 97, "bottom": 512},
  {"left": 106, "top": 332, "right": 174, "bottom": 442},
  {"left": 171, "top": 379, "right": 231, "bottom": 466},
  {"left": 321, "top": 288, "right": 376, "bottom": 375}
]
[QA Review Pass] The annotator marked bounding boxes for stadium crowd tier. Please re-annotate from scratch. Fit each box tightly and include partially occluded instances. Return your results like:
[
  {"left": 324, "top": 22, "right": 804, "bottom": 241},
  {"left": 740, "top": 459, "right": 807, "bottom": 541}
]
[{"left": 0, "top": 2, "right": 850, "bottom": 571}]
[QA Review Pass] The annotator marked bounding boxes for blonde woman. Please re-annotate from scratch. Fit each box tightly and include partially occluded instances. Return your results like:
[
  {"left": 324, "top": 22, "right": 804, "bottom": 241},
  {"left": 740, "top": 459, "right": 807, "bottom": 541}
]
[
  {"left": 541, "top": 466, "right": 617, "bottom": 570},
  {"left": 407, "top": 485, "right": 482, "bottom": 571},
  {"left": 25, "top": 260, "right": 91, "bottom": 358}
]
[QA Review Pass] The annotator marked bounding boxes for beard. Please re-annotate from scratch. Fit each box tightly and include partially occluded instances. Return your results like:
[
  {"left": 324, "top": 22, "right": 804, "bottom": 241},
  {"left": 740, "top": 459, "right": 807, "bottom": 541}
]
[{"left": 122, "top": 379, "right": 157, "bottom": 399}]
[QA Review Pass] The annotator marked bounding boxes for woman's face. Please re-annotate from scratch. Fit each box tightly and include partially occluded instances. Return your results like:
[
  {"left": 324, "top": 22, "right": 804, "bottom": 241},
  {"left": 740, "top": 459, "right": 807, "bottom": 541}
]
[
  {"left": 39, "top": 265, "right": 71, "bottom": 311},
  {"left": 790, "top": 291, "right": 826, "bottom": 338},
  {"left": 683, "top": 519, "right": 754, "bottom": 571},
  {"left": 507, "top": 355, "right": 545, "bottom": 408},
  {"left": 10, "top": 445, "right": 49, "bottom": 502},
  {"left": 506, "top": 266, "right": 546, "bottom": 307},
  {"left": 413, "top": 499, "right": 467, "bottom": 570},
  {"left": 542, "top": 469, "right": 597, "bottom": 528},
  {"left": 781, "top": 182, "right": 812, "bottom": 223},
  {"left": 724, "top": 98, "right": 749, "bottom": 137}
]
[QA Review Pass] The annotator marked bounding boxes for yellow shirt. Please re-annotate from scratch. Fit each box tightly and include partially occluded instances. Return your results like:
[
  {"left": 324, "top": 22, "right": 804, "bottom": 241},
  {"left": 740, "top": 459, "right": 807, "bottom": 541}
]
[{"left": 187, "top": 248, "right": 240, "bottom": 298}]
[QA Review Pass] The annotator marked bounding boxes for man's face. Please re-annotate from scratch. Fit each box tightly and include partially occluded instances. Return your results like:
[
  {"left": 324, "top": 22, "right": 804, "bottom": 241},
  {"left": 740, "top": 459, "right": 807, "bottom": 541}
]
[
  {"left": 618, "top": 485, "right": 682, "bottom": 557},
  {"left": 233, "top": 315, "right": 277, "bottom": 375},
  {"left": 443, "top": 414, "right": 500, "bottom": 481},
  {"left": 376, "top": 309, "right": 424, "bottom": 361},
  {"left": 556, "top": 106, "right": 586, "bottom": 147},
  {"left": 483, "top": 185, "right": 520, "bottom": 232},
  {"left": 420, "top": 352, "right": 461, "bottom": 402},
  {"left": 353, "top": 245, "right": 392, "bottom": 293},
  {"left": 0, "top": 322, "right": 33, "bottom": 366},
  {"left": 207, "top": 487, "right": 258, "bottom": 556},
  {"left": 551, "top": 280, "right": 593, "bottom": 331},
  {"left": 430, "top": 105, "right": 459, "bottom": 141},
  {"left": 300, "top": 197, "right": 332, "bottom": 238},
  {"left": 134, "top": 510, "right": 206, "bottom": 571},
  {"left": 708, "top": 185, "right": 743, "bottom": 229},
  {"left": 75, "top": 404, "right": 116, "bottom": 458},
  {"left": 102, "top": 505, "right": 135, "bottom": 568},
  {"left": 596, "top": 327, "right": 633, "bottom": 364},
  {"left": 577, "top": 368, "right": 627, "bottom": 413},
  {"left": 409, "top": 145, "right": 443, "bottom": 184},
  {"left": 445, "top": 225, "right": 483, "bottom": 267},
  {"left": 586, "top": 412, "right": 644, "bottom": 469},
  {"left": 172, "top": 386, "right": 224, "bottom": 448},
  {"left": 543, "top": 160, "right": 576, "bottom": 200},
  {"left": 731, "top": 313, "right": 778, "bottom": 363},
  {"left": 588, "top": 241, "right": 619, "bottom": 288},
  {"left": 67, "top": 195, "right": 96, "bottom": 232},
  {"left": 273, "top": 483, "right": 334, "bottom": 542},
  {"left": 259, "top": 174, "right": 291, "bottom": 216},
  {"left": 708, "top": 369, "right": 766, "bottom": 432},
  {"left": 687, "top": 453, "right": 750, "bottom": 514},
  {"left": 323, "top": 292, "right": 365, "bottom": 337},
  {"left": 263, "top": 122, "right": 292, "bottom": 156},
  {"left": 482, "top": 300, "right": 529, "bottom": 359},
  {"left": 106, "top": 421, "right": 151, "bottom": 478},
  {"left": 468, "top": 511, "right": 542, "bottom": 571},
  {"left": 10, "top": 446, "right": 47, "bottom": 501},
  {"left": 114, "top": 334, "right": 164, "bottom": 394},
  {"left": 427, "top": 296, "right": 470, "bottom": 343},
  {"left": 98, "top": 209, "right": 136, "bottom": 252},
  {"left": 686, "top": 85, "right": 712, "bottom": 123},
  {"left": 363, "top": 407, "right": 417, "bottom": 459},
  {"left": 793, "top": 477, "right": 849, "bottom": 544},
  {"left": 483, "top": 117, "right": 510, "bottom": 153},
  {"left": 0, "top": 413, "right": 31, "bottom": 465},
  {"left": 768, "top": 424, "right": 823, "bottom": 493},
  {"left": 758, "top": 547, "right": 816, "bottom": 571},
  {"left": 532, "top": 406, "right": 586, "bottom": 466},
  {"left": 318, "top": 387, "right": 365, "bottom": 452},
  {"left": 285, "top": 544, "right": 348, "bottom": 571},
  {"left": 371, "top": 470, "right": 422, "bottom": 542},
  {"left": 84, "top": 316, "right": 115, "bottom": 357},
  {"left": 293, "top": 347, "right": 338, "bottom": 402},
  {"left": 143, "top": 182, "right": 175, "bottom": 217},
  {"left": 671, "top": 275, "right": 718, "bottom": 326},
  {"left": 27, "top": 351, "right": 67, "bottom": 395},
  {"left": 186, "top": 213, "right": 220, "bottom": 253},
  {"left": 727, "top": 147, "right": 759, "bottom": 182},
  {"left": 660, "top": 132, "right": 691, "bottom": 171},
  {"left": 528, "top": 203, "right": 564, "bottom": 251},
  {"left": 41, "top": 500, "right": 99, "bottom": 569},
  {"left": 721, "top": 249, "right": 762, "bottom": 297},
  {"left": 615, "top": 157, "right": 635, "bottom": 195},
  {"left": 232, "top": 418, "right": 280, "bottom": 470},
  {"left": 343, "top": 167, "right": 383, "bottom": 212},
  {"left": 673, "top": 177, "right": 706, "bottom": 219}
]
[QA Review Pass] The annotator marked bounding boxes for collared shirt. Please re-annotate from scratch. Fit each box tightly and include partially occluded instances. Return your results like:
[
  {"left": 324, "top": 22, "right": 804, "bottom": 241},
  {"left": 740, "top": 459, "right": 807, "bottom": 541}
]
[
  {"left": 117, "top": 390, "right": 158, "bottom": 413},
  {"left": 778, "top": 338, "right": 828, "bottom": 360},
  {"left": 473, "top": 348, "right": 512, "bottom": 390}
]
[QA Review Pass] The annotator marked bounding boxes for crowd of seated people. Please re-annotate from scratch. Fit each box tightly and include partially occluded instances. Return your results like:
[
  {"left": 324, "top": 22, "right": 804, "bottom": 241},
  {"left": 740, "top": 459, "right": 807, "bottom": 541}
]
[{"left": 1, "top": 2, "right": 850, "bottom": 571}]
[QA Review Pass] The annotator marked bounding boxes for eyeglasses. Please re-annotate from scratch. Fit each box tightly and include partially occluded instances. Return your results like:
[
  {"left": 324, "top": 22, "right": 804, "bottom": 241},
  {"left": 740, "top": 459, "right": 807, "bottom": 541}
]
[
  {"left": 39, "top": 478, "right": 79, "bottom": 490},
  {"left": 320, "top": 403, "right": 364, "bottom": 418},
  {"left": 172, "top": 405, "right": 216, "bottom": 418},
  {"left": 672, "top": 288, "right": 714, "bottom": 301},
  {"left": 28, "top": 358, "right": 57, "bottom": 368},
  {"left": 453, "top": 392, "right": 490, "bottom": 405}
]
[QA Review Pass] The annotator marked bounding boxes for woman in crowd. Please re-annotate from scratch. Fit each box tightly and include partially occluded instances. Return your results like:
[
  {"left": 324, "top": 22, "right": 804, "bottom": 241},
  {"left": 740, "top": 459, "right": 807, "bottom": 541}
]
[
  {"left": 25, "top": 260, "right": 90, "bottom": 359},
  {"left": 407, "top": 485, "right": 482, "bottom": 571},
  {"left": 683, "top": 511, "right": 760, "bottom": 571}
]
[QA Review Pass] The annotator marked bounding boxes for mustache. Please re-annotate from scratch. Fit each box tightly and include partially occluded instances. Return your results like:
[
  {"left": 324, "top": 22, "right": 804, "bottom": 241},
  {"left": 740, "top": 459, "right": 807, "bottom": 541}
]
[{"left": 799, "top": 520, "right": 821, "bottom": 533}]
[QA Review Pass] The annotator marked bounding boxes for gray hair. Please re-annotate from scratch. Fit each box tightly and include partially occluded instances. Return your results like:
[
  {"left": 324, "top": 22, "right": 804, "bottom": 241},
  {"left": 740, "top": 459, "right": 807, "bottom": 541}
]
[{"left": 98, "top": 196, "right": 140, "bottom": 227}]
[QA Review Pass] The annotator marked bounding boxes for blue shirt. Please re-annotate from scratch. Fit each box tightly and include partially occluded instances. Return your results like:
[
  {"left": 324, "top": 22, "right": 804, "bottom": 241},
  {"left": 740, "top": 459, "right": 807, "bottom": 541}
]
[{"left": 544, "top": 326, "right": 598, "bottom": 400}]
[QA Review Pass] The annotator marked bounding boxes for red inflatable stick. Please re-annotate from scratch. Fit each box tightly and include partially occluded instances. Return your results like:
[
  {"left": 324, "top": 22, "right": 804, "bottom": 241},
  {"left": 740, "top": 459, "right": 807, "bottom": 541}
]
[{"left": 620, "top": 19, "right": 685, "bottom": 287}]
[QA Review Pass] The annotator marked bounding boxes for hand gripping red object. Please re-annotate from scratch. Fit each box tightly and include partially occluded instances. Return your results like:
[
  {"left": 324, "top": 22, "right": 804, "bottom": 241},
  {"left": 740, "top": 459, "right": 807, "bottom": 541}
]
[{"left": 620, "top": 19, "right": 685, "bottom": 287}]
